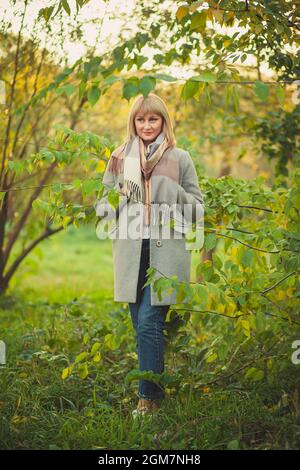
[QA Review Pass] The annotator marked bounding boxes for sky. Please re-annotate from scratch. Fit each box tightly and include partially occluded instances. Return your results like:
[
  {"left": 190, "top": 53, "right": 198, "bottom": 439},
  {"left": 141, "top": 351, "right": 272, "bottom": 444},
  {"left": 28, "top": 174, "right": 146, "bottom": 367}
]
[
  {"left": 0, "top": 0, "right": 136, "bottom": 62},
  {"left": 0, "top": 0, "right": 277, "bottom": 80}
]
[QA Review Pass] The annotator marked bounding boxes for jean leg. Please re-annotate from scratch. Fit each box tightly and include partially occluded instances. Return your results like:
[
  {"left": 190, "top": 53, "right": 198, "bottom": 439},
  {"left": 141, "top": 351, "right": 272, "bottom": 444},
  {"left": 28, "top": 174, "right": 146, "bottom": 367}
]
[
  {"left": 128, "top": 238, "right": 170, "bottom": 401},
  {"left": 137, "top": 283, "right": 169, "bottom": 400},
  {"left": 128, "top": 239, "right": 150, "bottom": 352}
]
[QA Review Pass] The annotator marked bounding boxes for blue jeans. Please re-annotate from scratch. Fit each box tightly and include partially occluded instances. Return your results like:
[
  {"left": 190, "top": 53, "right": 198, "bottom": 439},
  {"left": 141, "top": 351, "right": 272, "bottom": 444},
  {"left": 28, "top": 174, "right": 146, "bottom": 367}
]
[{"left": 128, "top": 238, "right": 170, "bottom": 401}]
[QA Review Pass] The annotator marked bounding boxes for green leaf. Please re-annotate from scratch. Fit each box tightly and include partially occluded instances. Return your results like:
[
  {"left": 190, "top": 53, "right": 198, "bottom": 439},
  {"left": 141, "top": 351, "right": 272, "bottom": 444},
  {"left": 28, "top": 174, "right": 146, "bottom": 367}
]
[
  {"left": 61, "top": 0, "right": 71, "bottom": 15},
  {"left": 231, "top": 85, "right": 239, "bottom": 112},
  {"left": 241, "top": 250, "right": 253, "bottom": 267},
  {"left": 125, "top": 369, "right": 162, "bottom": 386},
  {"left": 217, "top": 343, "right": 229, "bottom": 361},
  {"left": 212, "top": 253, "right": 223, "bottom": 270},
  {"left": 103, "top": 75, "right": 122, "bottom": 86},
  {"left": 227, "top": 439, "right": 240, "bottom": 450},
  {"left": 63, "top": 84, "right": 76, "bottom": 96},
  {"left": 104, "top": 333, "right": 118, "bottom": 350},
  {"left": 108, "top": 189, "right": 120, "bottom": 210},
  {"left": 255, "top": 310, "right": 266, "bottom": 332},
  {"left": 152, "top": 73, "right": 177, "bottom": 82},
  {"left": 254, "top": 80, "right": 269, "bottom": 101},
  {"left": 204, "top": 233, "right": 217, "bottom": 251},
  {"left": 245, "top": 367, "right": 264, "bottom": 381},
  {"left": 123, "top": 80, "right": 140, "bottom": 101},
  {"left": 77, "top": 362, "right": 88, "bottom": 379},
  {"left": 82, "top": 179, "right": 95, "bottom": 195},
  {"left": 75, "top": 351, "right": 88, "bottom": 364},
  {"left": 139, "top": 76, "right": 156, "bottom": 97},
  {"left": 192, "top": 71, "right": 217, "bottom": 83},
  {"left": 52, "top": 183, "right": 62, "bottom": 194},
  {"left": 38, "top": 6, "right": 55, "bottom": 22},
  {"left": 151, "top": 24, "right": 160, "bottom": 39},
  {"left": 88, "top": 86, "right": 101, "bottom": 106},
  {"left": 91, "top": 342, "right": 101, "bottom": 354},
  {"left": 181, "top": 80, "right": 199, "bottom": 100},
  {"left": 190, "top": 11, "right": 206, "bottom": 31},
  {"left": 83, "top": 333, "right": 89, "bottom": 344}
]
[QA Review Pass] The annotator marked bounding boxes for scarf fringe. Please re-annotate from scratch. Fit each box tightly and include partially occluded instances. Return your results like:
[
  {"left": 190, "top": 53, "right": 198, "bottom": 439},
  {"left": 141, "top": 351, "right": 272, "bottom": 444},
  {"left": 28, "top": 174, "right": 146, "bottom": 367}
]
[{"left": 124, "top": 179, "right": 143, "bottom": 203}]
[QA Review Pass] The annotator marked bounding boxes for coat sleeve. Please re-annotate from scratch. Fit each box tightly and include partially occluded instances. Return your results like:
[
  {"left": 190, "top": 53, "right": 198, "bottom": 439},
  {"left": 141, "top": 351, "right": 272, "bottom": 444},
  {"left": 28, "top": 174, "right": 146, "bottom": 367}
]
[
  {"left": 93, "top": 156, "right": 128, "bottom": 221},
  {"left": 177, "top": 151, "right": 205, "bottom": 223}
]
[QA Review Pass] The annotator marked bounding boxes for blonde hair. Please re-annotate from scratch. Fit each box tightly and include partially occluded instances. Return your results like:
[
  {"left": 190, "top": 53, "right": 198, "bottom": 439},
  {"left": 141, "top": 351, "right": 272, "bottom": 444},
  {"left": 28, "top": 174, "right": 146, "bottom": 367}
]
[{"left": 126, "top": 93, "right": 176, "bottom": 147}]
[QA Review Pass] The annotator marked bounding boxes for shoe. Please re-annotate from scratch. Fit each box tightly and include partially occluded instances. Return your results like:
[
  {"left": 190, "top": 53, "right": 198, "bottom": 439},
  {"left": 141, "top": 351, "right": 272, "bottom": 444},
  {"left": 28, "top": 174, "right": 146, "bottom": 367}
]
[{"left": 132, "top": 398, "right": 161, "bottom": 419}]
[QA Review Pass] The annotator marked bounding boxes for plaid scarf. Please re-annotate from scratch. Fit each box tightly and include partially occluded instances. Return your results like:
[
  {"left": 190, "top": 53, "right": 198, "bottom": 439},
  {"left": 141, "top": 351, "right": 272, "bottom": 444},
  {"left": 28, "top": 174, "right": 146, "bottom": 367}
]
[{"left": 108, "top": 133, "right": 171, "bottom": 227}]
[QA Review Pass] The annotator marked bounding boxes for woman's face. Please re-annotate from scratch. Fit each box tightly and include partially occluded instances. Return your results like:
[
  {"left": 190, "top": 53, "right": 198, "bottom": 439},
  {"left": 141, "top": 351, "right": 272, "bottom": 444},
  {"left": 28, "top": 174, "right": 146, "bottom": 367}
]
[{"left": 134, "top": 112, "right": 163, "bottom": 144}]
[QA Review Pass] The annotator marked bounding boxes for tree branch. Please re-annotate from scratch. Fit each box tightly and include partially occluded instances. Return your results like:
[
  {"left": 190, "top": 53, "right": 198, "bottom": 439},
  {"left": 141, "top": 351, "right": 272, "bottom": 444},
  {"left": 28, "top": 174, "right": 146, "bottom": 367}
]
[{"left": 3, "top": 218, "right": 74, "bottom": 285}]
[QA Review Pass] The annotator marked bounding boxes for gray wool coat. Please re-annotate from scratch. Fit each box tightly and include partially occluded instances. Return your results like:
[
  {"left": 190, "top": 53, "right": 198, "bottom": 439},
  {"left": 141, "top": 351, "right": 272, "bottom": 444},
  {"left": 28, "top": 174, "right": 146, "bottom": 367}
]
[{"left": 94, "top": 144, "right": 205, "bottom": 306}]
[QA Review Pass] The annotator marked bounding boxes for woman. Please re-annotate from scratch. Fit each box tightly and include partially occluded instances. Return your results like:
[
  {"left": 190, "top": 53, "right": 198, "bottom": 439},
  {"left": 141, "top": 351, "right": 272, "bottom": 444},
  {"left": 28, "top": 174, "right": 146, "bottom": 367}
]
[{"left": 94, "top": 93, "right": 204, "bottom": 417}]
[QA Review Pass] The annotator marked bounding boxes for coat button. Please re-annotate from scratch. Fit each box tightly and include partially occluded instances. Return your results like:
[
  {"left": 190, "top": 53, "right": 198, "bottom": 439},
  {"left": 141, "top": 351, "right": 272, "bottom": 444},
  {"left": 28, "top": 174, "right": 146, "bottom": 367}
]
[{"left": 156, "top": 240, "right": 162, "bottom": 247}]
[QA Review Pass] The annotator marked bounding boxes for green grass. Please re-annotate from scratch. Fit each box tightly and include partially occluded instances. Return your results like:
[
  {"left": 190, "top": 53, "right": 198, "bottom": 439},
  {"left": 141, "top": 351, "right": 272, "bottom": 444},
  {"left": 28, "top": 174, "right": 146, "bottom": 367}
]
[
  {"left": 0, "top": 225, "right": 299, "bottom": 449},
  {"left": 7, "top": 224, "right": 115, "bottom": 303}
]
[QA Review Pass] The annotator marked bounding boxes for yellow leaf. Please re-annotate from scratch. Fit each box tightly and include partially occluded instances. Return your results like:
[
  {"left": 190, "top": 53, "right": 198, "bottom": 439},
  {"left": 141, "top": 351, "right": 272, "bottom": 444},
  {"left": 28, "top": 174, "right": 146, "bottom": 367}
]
[
  {"left": 205, "top": 8, "right": 214, "bottom": 22},
  {"left": 167, "top": 287, "right": 174, "bottom": 296},
  {"left": 208, "top": 291, "right": 214, "bottom": 308},
  {"left": 277, "top": 290, "right": 285, "bottom": 300},
  {"left": 16, "top": 396, "right": 21, "bottom": 410},
  {"left": 254, "top": 24, "right": 263, "bottom": 34},
  {"left": 241, "top": 319, "right": 250, "bottom": 338},
  {"left": 216, "top": 304, "right": 225, "bottom": 313},
  {"left": 226, "top": 11, "right": 235, "bottom": 20},
  {"left": 93, "top": 352, "right": 101, "bottom": 363},
  {"left": 62, "top": 367, "right": 69, "bottom": 380},
  {"left": 96, "top": 160, "right": 106, "bottom": 173},
  {"left": 226, "top": 301, "right": 237, "bottom": 316},
  {"left": 196, "top": 334, "right": 207, "bottom": 343},
  {"left": 286, "top": 287, "right": 295, "bottom": 297},
  {"left": 176, "top": 284, "right": 187, "bottom": 303},
  {"left": 211, "top": 9, "right": 224, "bottom": 23},
  {"left": 104, "top": 147, "right": 111, "bottom": 158},
  {"left": 206, "top": 352, "right": 218, "bottom": 363},
  {"left": 231, "top": 247, "right": 238, "bottom": 257},
  {"left": 62, "top": 215, "right": 72, "bottom": 228},
  {"left": 176, "top": 6, "right": 189, "bottom": 21}
]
